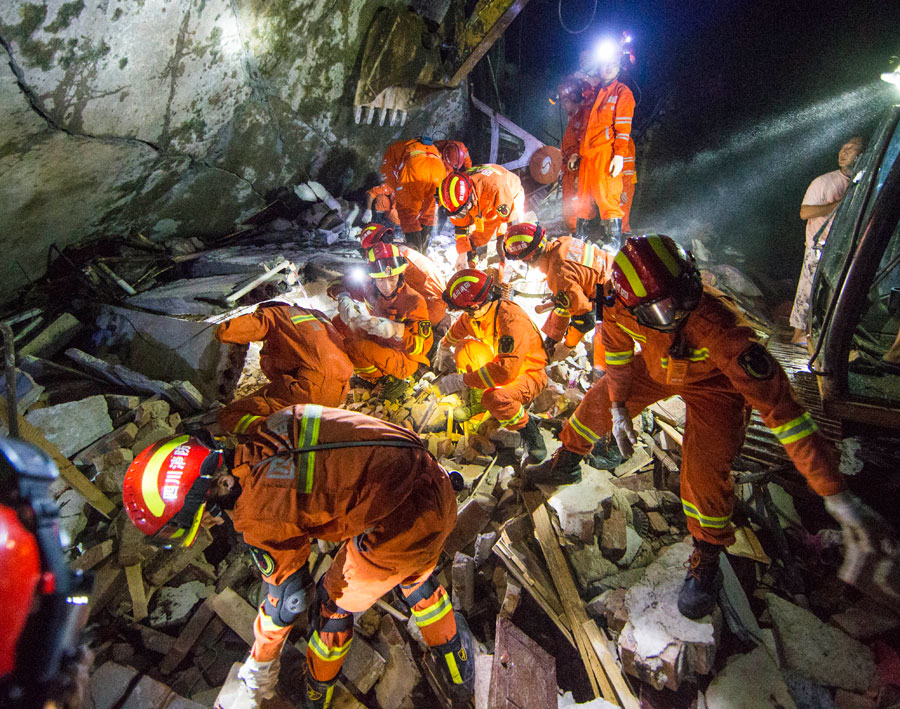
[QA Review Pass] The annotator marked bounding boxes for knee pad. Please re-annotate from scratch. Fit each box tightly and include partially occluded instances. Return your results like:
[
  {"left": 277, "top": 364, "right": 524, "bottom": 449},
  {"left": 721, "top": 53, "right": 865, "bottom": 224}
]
[
  {"left": 262, "top": 567, "right": 315, "bottom": 628},
  {"left": 307, "top": 578, "right": 353, "bottom": 635},
  {"left": 570, "top": 311, "right": 596, "bottom": 334}
]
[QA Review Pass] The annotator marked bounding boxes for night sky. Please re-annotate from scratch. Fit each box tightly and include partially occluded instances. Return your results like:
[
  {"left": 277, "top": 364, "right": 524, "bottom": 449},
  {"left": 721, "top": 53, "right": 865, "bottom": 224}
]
[{"left": 479, "top": 0, "right": 900, "bottom": 299}]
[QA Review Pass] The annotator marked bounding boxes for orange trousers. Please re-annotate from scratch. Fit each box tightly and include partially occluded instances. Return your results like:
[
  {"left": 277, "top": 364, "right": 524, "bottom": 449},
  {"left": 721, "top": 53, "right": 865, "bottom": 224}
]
[
  {"left": 395, "top": 158, "right": 445, "bottom": 233},
  {"left": 561, "top": 168, "right": 595, "bottom": 233},
  {"left": 455, "top": 339, "right": 546, "bottom": 430},
  {"left": 343, "top": 334, "right": 420, "bottom": 382},
  {"left": 540, "top": 313, "right": 605, "bottom": 370},
  {"left": 559, "top": 358, "right": 747, "bottom": 545},
  {"left": 217, "top": 373, "right": 349, "bottom": 435},
  {"left": 621, "top": 178, "right": 635, "bottom": 232},
  {"left": 578, "top": 143, "right": 624, "bottom": 220}
]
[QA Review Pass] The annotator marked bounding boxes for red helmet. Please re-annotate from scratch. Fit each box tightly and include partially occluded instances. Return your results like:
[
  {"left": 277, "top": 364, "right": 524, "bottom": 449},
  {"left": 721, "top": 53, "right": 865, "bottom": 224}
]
[
  {"left": 443, "top": 269, "right": 496, "bottom": 312},
  {"left": 438, "top": 141, "right": 467, "bottom": 171},
  {"left": 611, "top": 234, "right": 702, "bottom": 331},
  {"left": 366, "top": 242, "right": 408, "bottom": 279},
  {"left": 503, "top": 223, "right": 547, "bottom": 261},
  {"left": 122, "top": 433, "right": 224, "bottom": 548},
  {"left": 360, "top": 223, "right": 394, "bottom": 250},
  {"left": 0, "top": 505, "right": 40, "bottom": 679},
  {"left": 556, "top": 77, "right": 591, "bottom": 105},
  {"left": 438, "top": 172, "right": 474, "bottom": 215}
]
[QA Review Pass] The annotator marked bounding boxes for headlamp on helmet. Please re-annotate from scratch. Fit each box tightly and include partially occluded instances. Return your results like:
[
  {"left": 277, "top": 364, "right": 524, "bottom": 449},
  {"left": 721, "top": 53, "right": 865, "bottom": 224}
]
[{"left": 366, "top": 242, "right": 408, "bottom": 279}]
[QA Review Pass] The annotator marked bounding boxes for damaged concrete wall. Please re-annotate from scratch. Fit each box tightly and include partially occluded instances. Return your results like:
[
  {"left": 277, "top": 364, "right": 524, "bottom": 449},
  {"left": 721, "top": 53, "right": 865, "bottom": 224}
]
[{"left": 0, "top": 0, "right": 468, "bottom": 303}]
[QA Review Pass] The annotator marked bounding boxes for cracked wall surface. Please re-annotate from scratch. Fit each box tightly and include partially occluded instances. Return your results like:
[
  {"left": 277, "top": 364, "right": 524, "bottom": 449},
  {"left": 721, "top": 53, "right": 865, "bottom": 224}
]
[{"left": 0, "top": 0, "right": 467, "bottom": 303}]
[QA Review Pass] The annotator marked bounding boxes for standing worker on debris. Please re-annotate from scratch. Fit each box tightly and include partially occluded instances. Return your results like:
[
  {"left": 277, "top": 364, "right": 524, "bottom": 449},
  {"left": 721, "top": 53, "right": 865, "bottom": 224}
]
[
  {"left": 557, "top": 76, "right": 597, "bottom": 234},
  {"left": 330, "top": 242, "right": 433, "bottom": 401},
  {"left": 359, "top": 223, "right": 449, "bottom": 336},
  {"left": 524, "top": 234, "right": 896, "bottom": 619},
  {"left": 438, "top": 164, "right": 525, "bottom": 274},
  {"left": 215, "top": 302, "right": 353, "bottom": 436},
  {"left": 380, "top": 137, "right": 448, "bottom": 252},
  {"left": 575, "top": 36, "right": 635, "bottom": 247},
  {"left": 121, "top": 407, "right": 476, "bottom": 708},
  {"left": 502, "top": 223, "right": 613, "bottom": 370},
  {"left": 361, "top": 181, "right": 400, "bottom": 228},
  {"left": 433, "top": 268, "right": 548, "bottom": 463},
  {"left": 435, "top": 139, "right": 473, "bottom": 173}
]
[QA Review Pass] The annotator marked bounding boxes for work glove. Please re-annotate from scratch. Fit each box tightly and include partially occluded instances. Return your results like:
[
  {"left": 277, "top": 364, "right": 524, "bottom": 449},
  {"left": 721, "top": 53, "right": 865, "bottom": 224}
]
[
  {"left": 359, "top": 316, "right": 404, "bottom": 340},
  {"left": 361, "top": 208, "right": 373, "bottom": 224},
  {"left": 550, "top": 341, "right": 573, "bottom": 363},
  {"left": 610, "top": 404, "right": 637, "bottom": 458},
  {"left": 824, "top": 490, "right": 898, "bottom": 559},
  {"left": 435, "top": 372, "right": 466, "bottom": 396},
  {"left": 337, "top": 293, "right": 364, "bottom": 327},
  {"left": 434, "top": 346, "right": 456, "bottom": 375},
  {"left": 235, "top": 655, "right": 281, "bottom": 708},
  {"left": 567, "top": 154, "right": 580, "bottom": 171},
  {"left": 609, "top": 154, "right": 624, "bottom": 177}
]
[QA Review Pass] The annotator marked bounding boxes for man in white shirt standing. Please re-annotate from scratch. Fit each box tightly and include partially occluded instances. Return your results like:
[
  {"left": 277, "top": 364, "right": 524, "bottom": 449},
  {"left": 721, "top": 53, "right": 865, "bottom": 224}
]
[{"left": 790, "top": 136, "right": 865, "bottom": 345}]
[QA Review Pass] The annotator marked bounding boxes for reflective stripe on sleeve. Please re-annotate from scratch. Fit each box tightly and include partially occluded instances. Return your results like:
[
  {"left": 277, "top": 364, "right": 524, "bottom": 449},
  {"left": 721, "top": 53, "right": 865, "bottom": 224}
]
[
  {"left": 770, "top": 412, "right": 819, "bottom": 445},
  {"left": 682, "top": 499, "right": 730, "bottom": 528},
  {"left": 615, "top": 322, "right": 646, "bottom": 343},
  {"left": 234, "top": 414, "right": 263, "bottom": 434},
  {"left": 476, "top": 365, "right": 495, "bottom": 389},
  {"left": 296, "top": 405, "right": 323, "bottom": 494},
  {"left": 354, "top": 364, "right": 379, "bottom": 375},
  {"left": 605, "top": 350, "right": 634, "bottom": 366}
]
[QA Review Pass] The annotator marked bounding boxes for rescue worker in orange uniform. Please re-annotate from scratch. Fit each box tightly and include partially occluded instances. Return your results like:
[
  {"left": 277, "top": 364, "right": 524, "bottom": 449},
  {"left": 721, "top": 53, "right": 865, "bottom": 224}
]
[
  {"left": 576, "top": 43, "right": 635, "bottom": 247},
  {"left": 435, "top": 139, "right": 473, "bottom": 172},
  {"left": 215, "top": 303, "right": 353, "bottom": 436},
  {"left": 433, "top": 269, "right": 548, "bottom": 462},
  {"left": 438, "top": 165, "right": 525, "bottom": 273},
  {"left": 359, "top": 223, "right": 449, "bottom": 335},
  {"left": 380, "top": 137, "right": 447, "bottom": 251},
  {"left": 620, "top": 136, "right": 637, "bottom": 232},
  {"left": 121, "top": 408, "right": 475, "bottom": 708},
  {"left": 557, "top": 77, "right": 597, "bottom": 234},
  {"left": 331, "top": 242, "right": 432, "bottom": 400},
  {"left": 523, "top": 234, "right": 893, "bottom": 620},
  {"left": 362, "top": 182, "right": 400, "bottom": 227},
  {"left": 502, "top": 223, "right": 614, "bottom": 371}
]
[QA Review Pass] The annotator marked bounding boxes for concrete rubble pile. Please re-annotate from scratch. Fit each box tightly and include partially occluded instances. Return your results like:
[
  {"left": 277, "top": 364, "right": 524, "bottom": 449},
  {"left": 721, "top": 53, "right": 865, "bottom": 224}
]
[{"left": 1, "top": 207, "right": 898, "bottom": 709}]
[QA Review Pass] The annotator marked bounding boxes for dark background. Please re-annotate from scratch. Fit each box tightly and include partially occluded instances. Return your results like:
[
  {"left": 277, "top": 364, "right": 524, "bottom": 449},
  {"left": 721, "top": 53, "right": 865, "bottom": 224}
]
[{"left": 470, "top": 0, "right": 900, "bottom": 300}]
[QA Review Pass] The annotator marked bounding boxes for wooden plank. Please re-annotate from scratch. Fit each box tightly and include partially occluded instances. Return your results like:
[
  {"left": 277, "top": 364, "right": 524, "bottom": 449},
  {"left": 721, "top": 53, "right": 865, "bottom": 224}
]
[
  {"left": 582, "top": 620, "right": 641, "bottom": 709},
  {"left": 209, "top": 587, "right": 257, "bottom": 646},
  {"left": 125, "top": 563, "right": 148, "bottom": 622},
  {"left": 655, "top": 418, "right": 684, "bottom": 447},
  {"left": 160, "top": 596, "right": 216, "bottom": 675},
  {"left": 71, "top": 538, "right": 114, "bottom": 571}
]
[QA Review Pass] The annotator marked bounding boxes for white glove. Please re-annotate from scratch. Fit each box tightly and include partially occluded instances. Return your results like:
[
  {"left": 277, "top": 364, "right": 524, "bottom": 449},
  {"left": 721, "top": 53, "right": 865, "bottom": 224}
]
[
  {"left": 824, "top": 491, "right": 895, "bottom": 556},
  {"left": 455, "top": 252, "right": 470, "bottom": 271},
  {"left": 362, "top": 209, "right": 373, "bottom": 223},
  {"left": 236, "top": 655, "right": 280, "bottom": 707},
  {"left": 610, "top": 404, "right": 637, "bottom": 458},
  {"left": 434, "top": 346, "right": 456, "bottom": 374},
  {"left": 337, "top": 294, "right": 364, "bottom": 326},
  {"left": 435, "top": 373, "right": 466, "bottom": 395},
  {"left": 609, "top": 155, "right": 624, "bottom": 177},
  {"left": 567, "top": 154, "right": 580, "bottom": 171},
  {"left": 359, "top": 316, "right": 404, "bottom": 340},
  {"left": 550, "top": 341, "right": 573, "bottom": 363}
]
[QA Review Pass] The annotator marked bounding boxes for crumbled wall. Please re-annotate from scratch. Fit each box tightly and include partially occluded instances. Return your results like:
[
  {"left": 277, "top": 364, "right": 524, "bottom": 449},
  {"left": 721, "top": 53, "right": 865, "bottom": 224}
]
[{"left": 0, "top": 0, "right": 468, "bottom": 303}]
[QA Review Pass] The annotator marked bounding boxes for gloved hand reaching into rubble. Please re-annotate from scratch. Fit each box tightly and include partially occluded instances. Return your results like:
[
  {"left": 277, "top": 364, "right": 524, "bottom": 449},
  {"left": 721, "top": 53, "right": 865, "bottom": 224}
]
[
  {"left": 435, "top": 373, "right": 466, "bottom": 396},
  {"left": 362, "top": 208, "right": 373, "bottom": 223},
  {"left": 434, "top": 345, "right": 456, "bottom": 375},
  {"left": 235, "top": 655, "right": 280, "bottom": 708},
  {"left": 357, "top": 315, "right": 405, "bottom": 341},
  {"left": 611, "top": 403, "right": 637, "bottom": 458},
  {"left": 609, "top": 154, "right": 624, "bottom": 177},
  {"left": 337, "top": 292, "right": 366, "bottom": 328}
]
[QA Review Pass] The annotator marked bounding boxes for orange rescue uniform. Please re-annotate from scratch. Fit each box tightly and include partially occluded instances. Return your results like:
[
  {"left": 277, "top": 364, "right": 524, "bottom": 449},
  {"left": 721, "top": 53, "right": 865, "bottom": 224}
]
[
  {"left": 435, "top": 139, "right": 473, "bottom": 172},
  {"left": 578, "top": 80, "right": 635, "bottom": 220},
  {"left": 335, "top": 281, "right": 433, "bottom": 382},
  {"left": 558, "top": 288, "right": 846, "bottom": 545},
  {"left": 230, "top": 406, "right": 458, "bottom": 682},
  {"left": 560, "top": 88, "right": 597, "bottom": 232},
  {"left": 215, "top": 304, "right": 352, "bottom": 435},
  {"left": 380, "top": 139, "right": 447, "bottom": 234},
  {"left": 442, "top": 299, "right": 547, "bottom": 430},
  {"left": 397, "top": 244, "right": 448, "bottom": 325},
  {"left": 366, "top": 183, "right": 400, "bottom": 226},
  {"left": 621, "top": 137, "right": 637, "bottom": 232},
  {"left": 451, "top": 165, "right": 524, "bottom": 255}
]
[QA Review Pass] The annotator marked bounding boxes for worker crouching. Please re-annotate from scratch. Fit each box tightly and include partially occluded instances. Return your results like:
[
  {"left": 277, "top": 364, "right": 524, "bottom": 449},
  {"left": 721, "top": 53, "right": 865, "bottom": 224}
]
[
  {"left": 434, "top": 269, "right": 548, "bottom": 463},
  {"left": 331, "top": 243, "right": 433, "bottom": 401},
  {"left": 121, "top": 408, "right": 475, "bottom": 708},
  {"left": 215, "top": 302, "right": 353, "bottom": 436}
]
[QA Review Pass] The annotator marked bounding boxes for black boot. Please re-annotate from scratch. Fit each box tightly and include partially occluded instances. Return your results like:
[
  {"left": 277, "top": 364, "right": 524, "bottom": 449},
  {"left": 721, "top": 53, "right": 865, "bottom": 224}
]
[
  {"left": 677, "top": 539, "right": 723, "bottom": 619},
  {"left": 302, "top": 670, "right": 337, "bottom": 709},
  {"left": 575, "top": 218, "right": 589, "bottom": 239},
  {"left": 377, "top": 375, "right": 409, "bottom": 402},
  {"left": 600, "top": 218, "right": 623, "bottom": 249},
  {"left": 518, "top": 417, "right": 547, "bottom": 463},
  {"left": 523, "top": 447, "right": 583, "bottom": 486},
  {"left": 403, "top": 230, "right": 425, "bottom": 251},
  {"left": 431, "top": 612, "right": 475, "bottom": 706}
]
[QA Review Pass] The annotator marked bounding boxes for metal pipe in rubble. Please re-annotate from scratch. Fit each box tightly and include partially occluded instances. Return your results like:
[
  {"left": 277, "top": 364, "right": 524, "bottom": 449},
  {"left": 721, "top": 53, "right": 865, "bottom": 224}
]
[{"left": 0, "top": 322, "right": 18, "bottom": 437}]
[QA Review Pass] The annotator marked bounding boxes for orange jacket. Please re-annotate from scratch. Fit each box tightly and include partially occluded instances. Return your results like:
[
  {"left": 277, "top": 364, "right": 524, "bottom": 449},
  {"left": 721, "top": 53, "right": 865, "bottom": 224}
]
[
  {"left": 357, "top": 281, "right": 433, "bottom": 365},
  {"left": 537, "top": 237, "right": 613, "bottom": 318},
  {"left": 230, "top": 406, "right": 447, "bottom": 585},
  {"left": 215, "top": 304, "right": 353, "bottom": 384},
  {"left": 397, "top": 245, "right": 447, "bottom": 325},
  {"left": 435, "top": 140, "right": 473, "bottom": 172},
  {"left": 366, "top": 184, "right": 400, "bottom": 225},
  {"left": 601, "top": 287, "right": 846, "bottom": 497},
  {"left": 561, "top": 88, "right": 596, "bottom": 164},
  {"left": 580, "top": 80, "right": 634, "bottom": 161},
  {"left": 450, "top": 165, "right": 524, "bottom": 253},
  {"left": 442, "top": 299, "right": 547, "bottom": 390},
  {"left": 380, "top": 139, "right": 445, "bottom": 191}
]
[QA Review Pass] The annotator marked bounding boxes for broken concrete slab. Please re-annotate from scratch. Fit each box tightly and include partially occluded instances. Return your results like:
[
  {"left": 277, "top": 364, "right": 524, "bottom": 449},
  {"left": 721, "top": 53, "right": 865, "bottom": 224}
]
[
  {"left": 704, "top": 646, "right": 796, "bottom": 709},
  {"left": 545, "top": 465, "right": 615, "bottom": 543},
  {"left": 566, "top": 541, "right": 618, "bottom": 591},
  {"left": 339, "top": 635, "right": 387, "bottom": 694},
  {"left": 617, "top": 526, "right": 645, "bottom": 568},
  {"left": 73, "top": 422, "right": 139, "bottom": 465},
  {"left": 25, "top": 395, "right": 113, "bottom": 457},
  {"left": 91, "top": 661, "right": 205, "bottom": 709},
  {"left": 93, "top": 447, "right": 134, "bottom": 494},
  {"left": 57, "top": 489, "right": 88, "bottom": 545},
  {"left": 587, "top": 588, "right": 629, "bottom": 635},
  {"left": 18, "top": 312, "right": 82, "bottom": 359},
  {"left": 131, "top": 418, "right": 176, "bottom": 456},
  {"left": 767, "top": 593, "right": 876, "bottom": 692},
  {"left": 452, "top": 552, "right": 476, "bottom": 614},
  {"left": 149, "top": 581, "right": 213, "bottom": 628},
  {"left": 443, "top": 493, "right": 496, "bottom": 556},
  {"left": 0, "top": 369, "right": 44, "bottom": 414},
  {"left": 619, "top": 542, "right": 720, "bottom": 690},
  {"left": 374, "top": 614, "right": 421, "bottom": 709},
  {"left": 830, "top": 598, "right": 900, "bottom": 641},
  {"left": 126, "top": 275, "right": 253, "bottom": 315},
  {"left": 599, "top": 507, "right": 627, "bottom": 562}
]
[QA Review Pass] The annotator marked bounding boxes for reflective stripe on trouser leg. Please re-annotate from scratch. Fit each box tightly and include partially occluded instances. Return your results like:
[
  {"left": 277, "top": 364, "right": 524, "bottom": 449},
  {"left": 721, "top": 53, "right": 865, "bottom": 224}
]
[
  {"left": 480, "top": 371, "right": 545, "bottom": 431},
  {"left": 306, "top": 597, "right": 354, "bottom": 683},
  {"left": 401, "top": 582, "right": 458, "bottom": 647},
  {"left": 344, "top": 336, "right": 419, "bottom": 382}
]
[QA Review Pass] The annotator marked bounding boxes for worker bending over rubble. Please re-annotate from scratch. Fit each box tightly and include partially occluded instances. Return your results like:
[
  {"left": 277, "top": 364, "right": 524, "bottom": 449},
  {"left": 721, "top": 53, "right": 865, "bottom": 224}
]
[
  {"left": 380, "top": 136, "right": 448, "bottom": 251},
  {"left": 438, "top": 164, "right": 524, "bottom": 274},
  {"left": 331, "top": 243, "right": 432, "bottom": 402},
  {"left": 524, "top": 234, "right": 893, "bottom": 620},
  {"left": 359, "top": 223, "right": 449, "bottom": 336},
  {"left": 435, "top": 139, "right": 473, "bottom": 172},
  {"left": 557, "top": 76, "right": 597, "bottom": 234},
  {"left": 503, "top": 223, "right": 613, "bottom": 371},
  {"left": 121, "top": 407, "right": 475, "bottom": 708},
  {"left": 434, "top": 268, "right": 548, "bottom": 463},
  {"left": 362, "top": 181, "right": 400, "bottom": 227},
  {"left": 215, "top": 302, "right": 353, "bottom": 436}
]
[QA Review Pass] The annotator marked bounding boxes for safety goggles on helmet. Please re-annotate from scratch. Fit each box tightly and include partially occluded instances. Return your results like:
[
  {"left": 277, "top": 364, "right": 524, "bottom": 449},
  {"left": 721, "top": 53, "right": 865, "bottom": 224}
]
[
  {"left": 503, "top": 222, "right": 546, "bottom": 261},
  {"left": 629, "top": 294, "right": 690, "bottom": 331},
  {"left": 360, "top": 223, "right": 394, "bottom": 251},
  {"left": 122, "top": 431, "right": 224, "bottom": 549},
  {"left": 442, "top": 269, "right": 495, "bottom": 313},
  {"left": 438, "top": 172, "right": 474, "bottom": 215},
  {"left": 366, "top": 242, "right": 408, "bottom": 279}
]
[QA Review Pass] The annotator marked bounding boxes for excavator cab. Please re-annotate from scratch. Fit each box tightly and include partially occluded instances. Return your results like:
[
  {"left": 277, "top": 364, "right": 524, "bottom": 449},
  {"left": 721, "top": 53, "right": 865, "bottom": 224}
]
[{"left": 808, "top": 98, "right": 900, "bottom": 430}]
